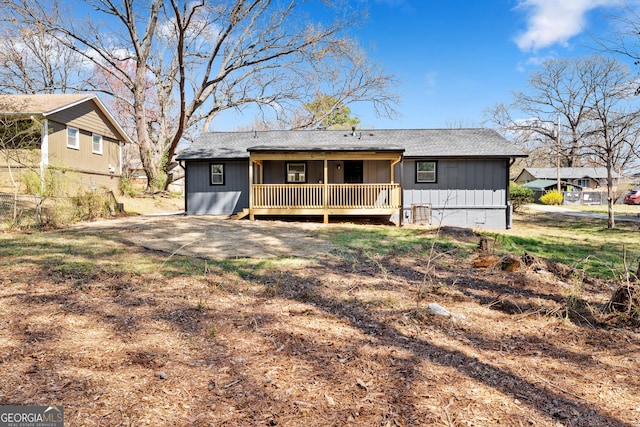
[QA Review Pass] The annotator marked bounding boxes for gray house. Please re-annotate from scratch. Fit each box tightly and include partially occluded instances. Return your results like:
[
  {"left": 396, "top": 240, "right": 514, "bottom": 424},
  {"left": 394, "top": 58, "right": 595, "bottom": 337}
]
[{"left": 176, "top": 129, "right": 526, "bottom": 229}]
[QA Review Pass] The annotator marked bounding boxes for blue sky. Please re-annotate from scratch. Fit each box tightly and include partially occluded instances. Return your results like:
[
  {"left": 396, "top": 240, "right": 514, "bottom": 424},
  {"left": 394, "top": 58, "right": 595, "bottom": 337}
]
[{"left": 343, "top": 0, "right": 636, "bottom": 129}]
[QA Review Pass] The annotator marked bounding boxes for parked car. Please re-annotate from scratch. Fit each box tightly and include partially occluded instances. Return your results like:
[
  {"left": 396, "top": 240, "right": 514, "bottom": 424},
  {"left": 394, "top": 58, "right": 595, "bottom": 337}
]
[{"left": 624, "top": 190, "right": 640, "bottom": 205}]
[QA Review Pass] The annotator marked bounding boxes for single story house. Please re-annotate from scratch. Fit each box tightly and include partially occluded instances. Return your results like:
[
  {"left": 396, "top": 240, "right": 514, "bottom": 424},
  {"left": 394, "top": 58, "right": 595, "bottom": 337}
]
[
  {"left": 523, "top": 179, "right": 583, "bottom": 203},
  {"left": 0, "top": 94, "right": 132, "bottom": 194},
  {"left": 176, "top": 128, "right": 526, "bottom": 229},
  {"left": 522, "top": 179, "right": 582, "bottom": 193},
  {"left": 515, "top": 167, "right": 621, "bottom": 190}
]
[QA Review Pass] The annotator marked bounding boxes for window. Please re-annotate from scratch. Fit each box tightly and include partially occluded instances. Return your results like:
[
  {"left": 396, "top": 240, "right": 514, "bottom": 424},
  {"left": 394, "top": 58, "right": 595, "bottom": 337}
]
[
  {"left": 286, "top": 162, "right": 306, "bottom": 183},
  {"left": 67, "top": 126, "right": 79, "bottom": 150},
  {"left": 210, "top": 163, "right": 224, "bottom": 185},
  {"left": 577, "top": 178, "right": 590, "bottom": 188},
  {"left": 92, "top": 133, "right": 103, "bottom": 155},
  {"left": 416, "top": 160, "right": 437, "bottom": 183}
]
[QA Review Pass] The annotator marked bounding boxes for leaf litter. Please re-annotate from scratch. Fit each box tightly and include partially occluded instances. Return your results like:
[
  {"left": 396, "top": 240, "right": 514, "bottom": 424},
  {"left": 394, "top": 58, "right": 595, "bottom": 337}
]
[{"left": 0, "top": 220, "right": 639, "bottom": 426}]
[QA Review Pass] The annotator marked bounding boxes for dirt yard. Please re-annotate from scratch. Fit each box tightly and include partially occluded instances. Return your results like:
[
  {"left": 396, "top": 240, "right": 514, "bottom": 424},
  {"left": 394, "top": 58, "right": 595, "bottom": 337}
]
[{"left": 0, "top": 215, "right": 639, "bottom": 426}]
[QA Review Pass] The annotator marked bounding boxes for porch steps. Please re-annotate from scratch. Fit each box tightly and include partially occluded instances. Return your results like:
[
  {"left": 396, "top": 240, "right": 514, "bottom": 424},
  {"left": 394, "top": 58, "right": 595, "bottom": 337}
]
[{"left": 231, "top": 208, "right": 250, "bottom": 220}]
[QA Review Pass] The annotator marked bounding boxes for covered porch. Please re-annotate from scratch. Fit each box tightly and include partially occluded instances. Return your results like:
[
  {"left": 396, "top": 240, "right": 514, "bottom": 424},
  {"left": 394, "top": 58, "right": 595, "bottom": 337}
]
[{"left": 247, "top": 147, "right": 404, "bottom": 224}]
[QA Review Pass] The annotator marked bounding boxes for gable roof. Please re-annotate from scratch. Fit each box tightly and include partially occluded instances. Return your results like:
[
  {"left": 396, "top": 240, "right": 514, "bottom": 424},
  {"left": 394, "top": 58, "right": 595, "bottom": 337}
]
[
  {"left": 521, "top": 167, "right": 621, "bottom": 180},
  {"left": 177, "top": 128, "right": 525, "bottom": 160},
  {"left": 0, "top": 94, "right": 133, "bottom": 144}
]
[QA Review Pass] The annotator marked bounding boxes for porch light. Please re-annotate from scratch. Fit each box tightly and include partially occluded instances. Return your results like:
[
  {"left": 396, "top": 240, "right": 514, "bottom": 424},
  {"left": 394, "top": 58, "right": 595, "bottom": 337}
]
[{"left": 337, "top": 163, "right": 341, "bottom": 170}]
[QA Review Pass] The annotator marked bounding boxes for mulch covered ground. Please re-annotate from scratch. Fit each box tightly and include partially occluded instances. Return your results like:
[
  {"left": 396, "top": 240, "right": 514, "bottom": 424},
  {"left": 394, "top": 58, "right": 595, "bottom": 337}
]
[{"left": 0, "top": 222, "right": 639, "bottom": 426}]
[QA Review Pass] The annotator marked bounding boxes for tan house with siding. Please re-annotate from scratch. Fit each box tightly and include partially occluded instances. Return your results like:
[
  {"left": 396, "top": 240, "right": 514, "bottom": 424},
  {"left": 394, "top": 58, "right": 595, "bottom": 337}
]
[{"left": 0, "top": 94, "right": 132, "bottom": 194}]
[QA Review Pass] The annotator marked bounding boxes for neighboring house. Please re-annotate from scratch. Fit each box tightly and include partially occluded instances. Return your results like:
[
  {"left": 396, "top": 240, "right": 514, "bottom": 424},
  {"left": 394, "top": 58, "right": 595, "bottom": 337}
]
[
  {"left": 177, "top": 128, "right": 526, "bottom": 229},
  {"left": 523, "top": 179, "right": 583, "bottom": 203},
  {"left": 515, "top": 167, "right": 621, "bottom": 190},
  {"left": 0, "top": 94, "right": 132, "bottom": 194}
]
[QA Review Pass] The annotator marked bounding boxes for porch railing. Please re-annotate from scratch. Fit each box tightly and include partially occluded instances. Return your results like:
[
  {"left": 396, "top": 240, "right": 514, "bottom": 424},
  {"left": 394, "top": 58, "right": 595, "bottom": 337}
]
[{"left": 252, "top": 183, "right": 401, "bottom": 209}]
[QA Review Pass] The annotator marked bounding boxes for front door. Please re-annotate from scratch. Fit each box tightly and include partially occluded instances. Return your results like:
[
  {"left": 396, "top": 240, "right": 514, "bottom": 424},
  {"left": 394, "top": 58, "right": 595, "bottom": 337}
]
[{"left": 344, "top": 160, "right": 363, "bottom": 183}]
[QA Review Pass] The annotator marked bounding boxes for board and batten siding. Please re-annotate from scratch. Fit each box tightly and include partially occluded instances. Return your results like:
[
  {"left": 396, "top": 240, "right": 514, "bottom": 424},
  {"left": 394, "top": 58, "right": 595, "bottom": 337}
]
[
  {"left": 400, "top": 158, "right": 510, "bottom": 229},
  {"left": 185, "top": 160, "right": 249, "bottom": 214}
]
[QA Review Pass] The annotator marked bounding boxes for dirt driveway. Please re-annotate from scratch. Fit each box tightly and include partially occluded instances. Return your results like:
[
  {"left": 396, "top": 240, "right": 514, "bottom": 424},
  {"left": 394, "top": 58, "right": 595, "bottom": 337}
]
[{"left": 68, "top": 215, "right": 337, "bottom": 260}]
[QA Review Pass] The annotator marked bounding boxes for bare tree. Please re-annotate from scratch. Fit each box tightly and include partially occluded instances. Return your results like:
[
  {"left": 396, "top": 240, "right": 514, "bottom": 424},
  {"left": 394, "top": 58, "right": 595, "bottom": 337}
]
[
  {"left": 486, "top": 57, "right": 613, "bottom": 168},
  {"left": 487, "top": 55, "right": 640, "bottom": 229},
  {"left": 0, "top": 23, "right": 89, "bottom": 94},
  {"left": 580, "top": 59, "right": 640, "bottom": 228},
  {"left": 1, "top": 0, "right": 398, "bottom": 192}
]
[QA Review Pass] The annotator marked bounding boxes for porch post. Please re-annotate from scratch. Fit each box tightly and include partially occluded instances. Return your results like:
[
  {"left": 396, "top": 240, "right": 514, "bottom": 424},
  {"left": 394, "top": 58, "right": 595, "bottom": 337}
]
[
  {"left": 323, "top": 159, "right": 329, "bottom": 224},
  {"left": 391, "top": 156, "right": 402, "bottom": 226},
  {"left": 249, "top": 156, "right": 255, "bottom": 221}
]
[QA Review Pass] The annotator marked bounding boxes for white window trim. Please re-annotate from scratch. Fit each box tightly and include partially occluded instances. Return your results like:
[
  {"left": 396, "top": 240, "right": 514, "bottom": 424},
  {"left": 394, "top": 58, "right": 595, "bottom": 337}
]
[
  {"left": 67, "top": 126, "right": 79, "bottom": 150},
  {"left": 92, "top": 133, "right": 103, "bottom": 155}
]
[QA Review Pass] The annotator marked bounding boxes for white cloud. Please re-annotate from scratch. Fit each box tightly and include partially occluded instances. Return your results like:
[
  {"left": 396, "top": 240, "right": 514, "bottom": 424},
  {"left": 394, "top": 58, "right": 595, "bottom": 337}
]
[{"left": 514, "top": 0, "right": 624, "bottom": 51}]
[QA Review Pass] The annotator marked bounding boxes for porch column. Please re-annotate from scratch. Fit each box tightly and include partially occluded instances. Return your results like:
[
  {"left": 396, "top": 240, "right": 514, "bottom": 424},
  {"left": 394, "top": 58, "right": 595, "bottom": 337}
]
[
  {"left": 323, "top": 159, "right": 329, "bottom": 224},
  {"left": 249, "top": 157, "right": 254, "bottom": 220}
]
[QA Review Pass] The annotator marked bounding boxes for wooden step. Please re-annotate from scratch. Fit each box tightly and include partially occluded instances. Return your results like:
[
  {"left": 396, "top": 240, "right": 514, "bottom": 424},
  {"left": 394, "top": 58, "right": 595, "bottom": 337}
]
[{"left": 230, "top": 208, "right": 250, "bottom": 220}]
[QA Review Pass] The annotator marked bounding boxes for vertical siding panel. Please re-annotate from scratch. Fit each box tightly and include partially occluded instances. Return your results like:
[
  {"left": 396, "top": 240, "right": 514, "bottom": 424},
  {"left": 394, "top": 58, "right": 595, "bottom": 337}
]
[
  {"left": 401, "top": 158, "right": 509, "bottom": 228},
  {"left": 186, "top": 160, "right": 249, "bottom": 214}
]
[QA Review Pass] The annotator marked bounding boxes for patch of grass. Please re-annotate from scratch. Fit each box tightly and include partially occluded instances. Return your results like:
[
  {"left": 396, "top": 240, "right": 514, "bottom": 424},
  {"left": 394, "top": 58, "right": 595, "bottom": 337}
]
[
  {"left": 322, "top": 224, "right": 463, "bottom": 258},
  {"left": 568, "top": 204, "right": 640, "bottom": 216},
  {"left": 487, "top": 211, "right": 640, "bottom": 279}
]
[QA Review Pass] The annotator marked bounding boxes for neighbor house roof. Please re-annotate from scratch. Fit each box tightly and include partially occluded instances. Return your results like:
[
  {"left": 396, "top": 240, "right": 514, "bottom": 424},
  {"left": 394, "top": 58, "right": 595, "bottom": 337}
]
[
  {"left": 523, "top": 179, "right": 583, "bottom": 191},
  {"left": 0, "top": 94, "right": 133, "bottom": 144},
  {"left": 520, "top": 167, "right": 621, "bottom": 180},
  {"left": 177, "top": 128, "right": 525, "bottom": 160}
]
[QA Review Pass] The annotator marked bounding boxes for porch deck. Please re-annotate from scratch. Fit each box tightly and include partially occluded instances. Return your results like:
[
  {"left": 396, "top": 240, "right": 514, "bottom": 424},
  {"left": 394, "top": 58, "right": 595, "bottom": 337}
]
[{"left": 250, "top": 183, "right": 401, "bottom": 222}]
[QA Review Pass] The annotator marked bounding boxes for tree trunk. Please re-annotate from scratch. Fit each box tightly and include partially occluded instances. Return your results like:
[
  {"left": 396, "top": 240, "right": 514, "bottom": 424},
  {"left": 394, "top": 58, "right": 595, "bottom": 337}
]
[{"left": 607, "top": 159, "right": 615, "bottom": 229}]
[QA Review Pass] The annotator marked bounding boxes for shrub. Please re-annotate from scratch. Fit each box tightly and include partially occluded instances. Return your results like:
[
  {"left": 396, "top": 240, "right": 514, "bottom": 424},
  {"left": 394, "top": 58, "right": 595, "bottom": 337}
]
[
  {"left": 118, "top": 176, "right": 137, "bottom": 197},
  {"left": 22, "top": 169, "right": 65, "bottom": 197},
  {"left": 71, "top": 190, "right": 116, "bottom": 221},
  {"left": 540, "top": 189, "right": 563, "bottom": 206},
  {"left": 510, "top": 181, "right": 534, "bottom": 212}
]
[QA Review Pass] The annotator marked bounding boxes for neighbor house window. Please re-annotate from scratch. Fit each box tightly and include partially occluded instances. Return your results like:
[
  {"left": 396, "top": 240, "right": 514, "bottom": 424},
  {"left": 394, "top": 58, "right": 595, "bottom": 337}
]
[
  {"left": 92, "top": 133, "right": 103, "bottom": 155},
  {"left": 577, "top": 178, "right": 590, "bottom": 188},
  {"left": 67, "top": 126, "right": 79, "bottom": 150},
  {"left": 210, "top": 163, "right": 224, "bottom": 185},
  {"left": 286, "top": 162, "right": 306, "bottom": 183},
  {"left": 416, "top": 160, "right": 437, "bottom": 183}
]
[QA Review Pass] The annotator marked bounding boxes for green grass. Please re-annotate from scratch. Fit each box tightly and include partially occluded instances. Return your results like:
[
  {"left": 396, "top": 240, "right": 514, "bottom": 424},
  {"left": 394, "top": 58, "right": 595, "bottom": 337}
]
[
  {"left": 1, "top": 210, "right": 637, "bottom": 284},
  {"left": 486, "top": 210, "right": 640, "bottom": 279},
  {"left": 320, "top": 224, "right": 472, "bottom": 258},
  {"left": 566, "top": 203, "right": 640, "bottom": 216}
]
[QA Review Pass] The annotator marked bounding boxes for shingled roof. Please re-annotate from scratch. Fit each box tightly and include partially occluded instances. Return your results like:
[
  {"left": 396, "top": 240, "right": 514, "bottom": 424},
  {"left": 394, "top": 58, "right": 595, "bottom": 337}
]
[
  {"left": 521, "top": 167, "right": 621, "bottom": 180},
  {"left": 0, "top": 94, "right": 133, "bottom": 144},
  {"left": 177, "top": 128, "right": 525, "bottom": 160}
]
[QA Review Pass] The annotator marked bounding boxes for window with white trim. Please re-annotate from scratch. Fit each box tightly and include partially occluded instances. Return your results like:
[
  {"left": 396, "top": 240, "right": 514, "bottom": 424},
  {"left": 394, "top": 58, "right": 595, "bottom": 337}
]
[
  {"left": 92, "top": 133, "right": 103, "bottom": 155},
  {"left": 210, "top": 163, "right": 224, "bottom": 185},
  {"left": 67, "top": 126, "right": 79, "bottom": 150},
  {"left": 416, "top": 160, "right": 437, "bottom": 183},
  {"left": 286, "top": 162, "right": 306, "bottom": 183}
]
